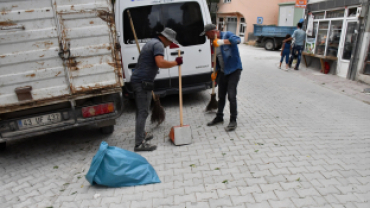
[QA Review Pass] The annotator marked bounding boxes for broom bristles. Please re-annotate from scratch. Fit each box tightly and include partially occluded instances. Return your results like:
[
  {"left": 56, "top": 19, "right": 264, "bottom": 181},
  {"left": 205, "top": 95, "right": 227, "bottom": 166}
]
[
  {"left": 206, "top": 93, "right": 218, "bottom": 111},
  {"left": 151, "top": 94, "right": 165, "bottom": 126}
]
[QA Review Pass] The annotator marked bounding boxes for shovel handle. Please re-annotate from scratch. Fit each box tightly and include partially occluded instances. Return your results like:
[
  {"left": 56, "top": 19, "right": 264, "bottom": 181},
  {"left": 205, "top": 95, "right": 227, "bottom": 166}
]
[
  {"left": 178, "top": 50, "right": 183, "bottom": 127},
  {"left": 212, "top": 33, "right": 217, "bottom": 94}
]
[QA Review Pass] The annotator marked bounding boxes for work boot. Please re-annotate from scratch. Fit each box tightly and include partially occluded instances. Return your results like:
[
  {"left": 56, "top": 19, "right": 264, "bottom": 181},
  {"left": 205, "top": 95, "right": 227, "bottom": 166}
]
[
  {"left": 134, "top": 142, "right": 157, "bottom": 152},
  {"left": 225, "top": 120, "right": 237, "bottom": 132},
  {"left": 207, "top": 117, "right": 224, "bottom": 126},
  {"left": 145, "top": 132, "right": 153, "bottom": 141}
]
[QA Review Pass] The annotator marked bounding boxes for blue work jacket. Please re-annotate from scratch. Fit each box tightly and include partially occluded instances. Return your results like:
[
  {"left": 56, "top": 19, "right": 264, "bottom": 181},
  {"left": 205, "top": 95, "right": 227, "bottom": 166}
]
[{"left": 215, "top": 31, "right": 243, "bottom": 75}]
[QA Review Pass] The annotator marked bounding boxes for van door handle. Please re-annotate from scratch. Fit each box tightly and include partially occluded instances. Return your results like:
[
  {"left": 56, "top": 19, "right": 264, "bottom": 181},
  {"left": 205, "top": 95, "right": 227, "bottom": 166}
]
[
  {"left": 171, "top": 51, "right": 184, "bottom": 56},
  {"left": 128, "top": 63, "right": 136, "bottom": 69}
]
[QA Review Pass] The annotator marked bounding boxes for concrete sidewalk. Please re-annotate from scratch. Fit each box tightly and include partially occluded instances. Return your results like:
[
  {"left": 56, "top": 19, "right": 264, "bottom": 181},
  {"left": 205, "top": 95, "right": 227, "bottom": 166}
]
[{"left": 288, "top": 63, "right": 370, "bottom": 105}]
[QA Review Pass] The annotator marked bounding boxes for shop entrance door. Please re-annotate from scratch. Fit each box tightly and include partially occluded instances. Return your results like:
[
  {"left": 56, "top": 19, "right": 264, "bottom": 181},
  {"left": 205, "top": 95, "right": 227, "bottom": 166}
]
[{"left": 337, "top": 20, "right": 358, "bottom": 78}]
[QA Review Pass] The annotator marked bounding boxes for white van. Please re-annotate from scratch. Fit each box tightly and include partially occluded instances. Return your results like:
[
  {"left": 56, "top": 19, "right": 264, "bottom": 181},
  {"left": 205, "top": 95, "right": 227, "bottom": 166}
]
[{"left": 115, "top": 0, "right": 213, "bottom": 98}]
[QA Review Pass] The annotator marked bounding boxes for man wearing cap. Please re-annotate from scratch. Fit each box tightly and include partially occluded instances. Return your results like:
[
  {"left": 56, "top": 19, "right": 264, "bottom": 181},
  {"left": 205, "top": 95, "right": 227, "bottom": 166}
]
[
  {"left": 200, "top": 24, "right": 243, "bottom": 131},
  {"left": 131, "top": 28, "right": 183, "bottom": 151},
  {"left": 283, "top": 22, "right": 306, "bottom": 70}
]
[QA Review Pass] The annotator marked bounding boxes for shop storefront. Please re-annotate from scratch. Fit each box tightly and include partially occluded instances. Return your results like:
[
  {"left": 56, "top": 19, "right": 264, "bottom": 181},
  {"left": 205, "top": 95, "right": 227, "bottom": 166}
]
[{"left": 305, "top": 6, "right": 362, "bottom": 78}]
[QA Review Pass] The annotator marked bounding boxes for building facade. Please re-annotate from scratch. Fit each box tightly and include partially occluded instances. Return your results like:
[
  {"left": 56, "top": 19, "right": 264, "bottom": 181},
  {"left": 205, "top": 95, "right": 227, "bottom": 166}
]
[
  {"left": 216, "top": 0, "right": 293, "bottom": 42},
  {"left": 305, "top": 0, "right": 370, "bottom": 83}
]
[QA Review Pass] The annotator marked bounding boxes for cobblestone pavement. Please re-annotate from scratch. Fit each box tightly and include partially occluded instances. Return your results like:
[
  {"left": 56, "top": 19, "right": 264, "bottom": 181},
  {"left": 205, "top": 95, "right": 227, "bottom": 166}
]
[{"left": 1, "top": 45, "right": 370, "bottom": 208}]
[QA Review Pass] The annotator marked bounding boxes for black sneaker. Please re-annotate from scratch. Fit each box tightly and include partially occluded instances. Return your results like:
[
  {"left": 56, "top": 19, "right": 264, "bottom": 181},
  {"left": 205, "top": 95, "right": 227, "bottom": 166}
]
[
  {"left": 134, "top": 143, "right": 157, "bottom": 152},
  {"left": 225, "top": 120, "right": 237, "bottom": 132},
  {"left": 145, "top": 132, "right": 153, "bottom": 141},
  {"left": 207, "top": 117, "right": 224, "bottom": 126}
]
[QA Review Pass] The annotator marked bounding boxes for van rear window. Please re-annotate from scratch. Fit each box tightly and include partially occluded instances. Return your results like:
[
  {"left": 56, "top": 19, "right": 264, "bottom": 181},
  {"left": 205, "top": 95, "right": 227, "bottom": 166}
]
[{"left": 123, "top": 2, "right": 206, "bottom": 47}]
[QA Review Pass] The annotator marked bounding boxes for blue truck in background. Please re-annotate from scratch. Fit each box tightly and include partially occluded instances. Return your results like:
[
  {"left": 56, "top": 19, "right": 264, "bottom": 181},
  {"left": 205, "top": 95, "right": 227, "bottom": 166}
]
[{"left": 254, "top": 24, "right": 296, "bottom": 50}]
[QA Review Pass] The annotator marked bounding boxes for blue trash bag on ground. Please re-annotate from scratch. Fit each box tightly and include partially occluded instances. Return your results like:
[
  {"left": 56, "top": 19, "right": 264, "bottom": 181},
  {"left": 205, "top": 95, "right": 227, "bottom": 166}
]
[{"left": 85, "top": 141, "right": 160, "bottom": 187}]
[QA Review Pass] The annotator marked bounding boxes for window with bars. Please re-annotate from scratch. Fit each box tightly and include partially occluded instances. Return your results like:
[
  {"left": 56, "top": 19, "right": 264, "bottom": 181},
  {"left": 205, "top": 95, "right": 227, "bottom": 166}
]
[
  {"left": 218, "top": 18, "right": 224, "bottom": 31},
  {"left": 239, "top": 18, "right": 246, "bottom": 37},
  {"left": 224, "top": 0, "right": 231, "bottom": 3}
]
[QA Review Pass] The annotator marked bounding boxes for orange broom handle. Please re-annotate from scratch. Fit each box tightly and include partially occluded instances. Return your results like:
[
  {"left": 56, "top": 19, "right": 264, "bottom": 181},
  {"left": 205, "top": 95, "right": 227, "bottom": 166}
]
[
  {"left": 212, "top": 33, "right": 217, "bottom": 94},
  {"left": 178, "top": 50, "right": 183, "bottom": 127}
]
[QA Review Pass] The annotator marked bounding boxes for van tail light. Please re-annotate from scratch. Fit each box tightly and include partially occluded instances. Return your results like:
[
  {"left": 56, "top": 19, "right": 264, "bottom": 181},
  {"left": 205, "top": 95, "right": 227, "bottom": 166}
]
[
  {"left": 170, "top": 42, "right": 179, "bottom": 49},
  {"left": 82, "top": 103, "right": 115, "bottom": 118}
]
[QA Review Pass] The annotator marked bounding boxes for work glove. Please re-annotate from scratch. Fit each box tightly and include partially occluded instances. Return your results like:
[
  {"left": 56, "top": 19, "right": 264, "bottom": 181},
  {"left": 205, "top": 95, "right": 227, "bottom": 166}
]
[
  {"left": 213, "top": 38, "right": 225, "bottom": 47},
  {"left": 211, "top": 72, "right": 218, "bottom": 81},
  {"left": 175, "top": 57, "right": 183, "bottom": 65}
]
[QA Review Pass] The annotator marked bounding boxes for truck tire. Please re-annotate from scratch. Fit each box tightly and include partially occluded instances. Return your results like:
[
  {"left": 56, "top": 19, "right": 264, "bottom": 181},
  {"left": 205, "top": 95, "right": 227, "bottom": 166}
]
[
  {"left": 0, "top": 141, "right": 6, "bottom": 151},
  {"left": 264, "top": 39, "right": 274, "bottom": 51},
  {"left": 100, "top": 125, "right": 114, "bottom": 134},
  {"left": 275, "top": 44, "right": 282, "bottom": 50}
]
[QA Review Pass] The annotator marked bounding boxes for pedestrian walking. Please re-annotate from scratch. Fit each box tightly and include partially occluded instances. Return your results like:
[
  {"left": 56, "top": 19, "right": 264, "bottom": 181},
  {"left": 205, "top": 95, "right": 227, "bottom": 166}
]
[
  {"left": 283, "top": 22, "right": 306, "bottom": 70},
  {"left": 131, "top": 28, "right": 183, "bottom": 152},
  {"left": 280, "top": 34, "right": 292, "bottom": 70},
  {"left": 200, "top": 24, "right": 243, "bottom": 132}
]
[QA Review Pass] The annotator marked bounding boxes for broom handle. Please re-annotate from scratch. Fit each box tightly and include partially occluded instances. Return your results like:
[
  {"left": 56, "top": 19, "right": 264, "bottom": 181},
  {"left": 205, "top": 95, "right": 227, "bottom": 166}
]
[
  {"left": 178, "top": 50, "right": 183, "bottom": 127},
  {"left": 127, "top": 10, "right": 141, "bottom": 53},
  {"left": 128, "top": 10, "right": 156, "bottom": 100},
  {"left": 212, "top": 33, "right": 217, "bottom": 94}
]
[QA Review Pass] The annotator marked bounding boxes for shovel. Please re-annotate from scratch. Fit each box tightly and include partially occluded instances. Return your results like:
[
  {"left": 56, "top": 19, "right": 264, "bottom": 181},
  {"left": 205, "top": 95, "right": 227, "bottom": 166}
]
[{"left": 169, "top": 50, "right": 192, "bottom": 145}]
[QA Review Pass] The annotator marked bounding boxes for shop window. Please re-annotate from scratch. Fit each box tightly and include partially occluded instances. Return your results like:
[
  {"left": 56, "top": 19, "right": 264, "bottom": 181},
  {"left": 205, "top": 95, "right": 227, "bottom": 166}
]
[
  {"left": 313, "top": 12, "right": 325, "bottom": 19},
  {"left": 348, "top": 8, "right": 358, "bottom": 17},
  {"left": 342, "top": 22, "right": 358, "bottom": 60},
  {"left": 326, "top": 21, "right": 343, "bottom": 57},
  {"left": 316, "top": 22, "right": 329, "bottom": 55},
  {"left": 326, "top": 10, "right": 345, "bottom": 18},
  {"left": 306, "top": 22, "right": 318, "bottom": 54}
]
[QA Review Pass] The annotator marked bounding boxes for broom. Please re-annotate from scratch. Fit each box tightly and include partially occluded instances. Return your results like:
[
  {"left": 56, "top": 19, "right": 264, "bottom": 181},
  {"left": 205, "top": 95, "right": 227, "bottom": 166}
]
[
  {"left": 205, "top": 34, "right": 218, "bottom": 112},
  {"left": 127, "top": 10, "right": 165, "bottom": 126}
]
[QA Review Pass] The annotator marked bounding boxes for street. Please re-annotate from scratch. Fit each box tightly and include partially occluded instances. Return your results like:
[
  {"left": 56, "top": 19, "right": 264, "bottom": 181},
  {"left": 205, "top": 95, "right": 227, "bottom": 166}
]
[{"left": 1, "top": 44, "right": 370, "bottom": 208}]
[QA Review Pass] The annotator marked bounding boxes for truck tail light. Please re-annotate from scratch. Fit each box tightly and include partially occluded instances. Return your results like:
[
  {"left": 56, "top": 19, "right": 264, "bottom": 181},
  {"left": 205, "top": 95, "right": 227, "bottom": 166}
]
[{"left": 82, "top": 103, "right": 115, "bottom": 118}]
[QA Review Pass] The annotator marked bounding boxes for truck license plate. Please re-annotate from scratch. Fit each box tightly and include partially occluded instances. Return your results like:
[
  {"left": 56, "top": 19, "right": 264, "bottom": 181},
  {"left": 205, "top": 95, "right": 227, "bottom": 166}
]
[{"left": 17, "top": 113, "right": 62, "bottom": 129}]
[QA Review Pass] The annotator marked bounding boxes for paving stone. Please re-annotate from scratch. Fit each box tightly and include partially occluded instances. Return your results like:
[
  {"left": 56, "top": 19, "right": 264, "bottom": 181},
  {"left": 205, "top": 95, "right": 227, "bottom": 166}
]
[
  {"left": 217, "top": 187, "right": 240, "bottom": 197},
  {"left": 196, "top": 190, "right": 218, "bottom": 201},
  {"left": 274, "top": 189, "right": 299, "bottom": 200},
  {"left": 268, "top": 199, "right": 295, "bottom": 208},
  {"left": 290, "top": 196, "right": 318, "bottom": 207},
  {"left": 209, "top": 196, "right": 233, "bottom": 207},
  {"left": 174, "top": 194, "right": 196, "bottom": 204},
  {"left": 246, "top": 201, "right": 271, "bottom": 208},
  {"left": 185, "top": 202, "right": 210, "bottom": 208},
  {"left": 153, "top": 196, "right": 174, "bottom": 207},
  {"left": 253, "top": 191, "right": 278, "bottom": 203},
  {"left": 230, "top": 194, "right": 255, "bottom": 205}
]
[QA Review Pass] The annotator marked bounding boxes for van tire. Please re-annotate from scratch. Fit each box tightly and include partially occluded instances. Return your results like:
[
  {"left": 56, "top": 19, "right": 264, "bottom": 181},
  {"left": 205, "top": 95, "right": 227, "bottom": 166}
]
[
  {"left": 0, "top": 141, "right": 6, "bottom": 151},
  {"left": 264, "top": 39, "right": 274, "bottom": 51},
  {"left": 100, "top": 125, "right": 114, "bottom": 134}
]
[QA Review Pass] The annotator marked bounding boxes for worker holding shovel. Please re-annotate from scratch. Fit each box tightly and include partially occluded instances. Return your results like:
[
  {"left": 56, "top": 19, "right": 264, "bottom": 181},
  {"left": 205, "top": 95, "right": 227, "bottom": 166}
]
[
  {"left": 131, "top": 28, "right": 183, "bottom": 151},
  {"left": 200, "top": 24, "right": 242, "bottom": 132}
]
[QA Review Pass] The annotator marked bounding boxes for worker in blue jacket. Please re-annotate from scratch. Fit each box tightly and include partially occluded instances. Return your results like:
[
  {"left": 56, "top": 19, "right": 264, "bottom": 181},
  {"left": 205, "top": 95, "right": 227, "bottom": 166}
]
[{"left": 200, "top": 24, "right": 243, "bottom": 131}]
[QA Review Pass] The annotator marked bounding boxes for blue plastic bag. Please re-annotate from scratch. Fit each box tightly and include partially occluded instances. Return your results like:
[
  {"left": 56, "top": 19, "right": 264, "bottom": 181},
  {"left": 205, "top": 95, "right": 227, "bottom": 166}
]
[{"left": 85, "top": 141, "right": 160, "bottom": 187}]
